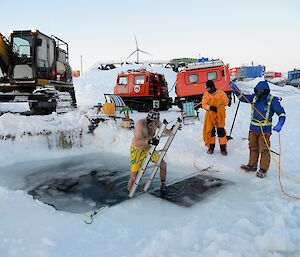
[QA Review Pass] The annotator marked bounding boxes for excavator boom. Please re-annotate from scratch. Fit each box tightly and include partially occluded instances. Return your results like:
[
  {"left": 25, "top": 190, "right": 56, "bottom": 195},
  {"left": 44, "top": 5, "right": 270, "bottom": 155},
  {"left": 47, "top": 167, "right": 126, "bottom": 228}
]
[{"left": 0, "top": 33, "right": 10, "bottom": 79}]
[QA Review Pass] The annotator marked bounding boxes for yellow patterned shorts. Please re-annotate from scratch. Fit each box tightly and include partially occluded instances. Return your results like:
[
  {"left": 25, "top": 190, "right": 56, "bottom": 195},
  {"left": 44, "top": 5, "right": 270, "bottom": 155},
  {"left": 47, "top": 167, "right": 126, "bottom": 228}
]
[{"left": 130, "top": 145, "right": 160, "bottom": 173}]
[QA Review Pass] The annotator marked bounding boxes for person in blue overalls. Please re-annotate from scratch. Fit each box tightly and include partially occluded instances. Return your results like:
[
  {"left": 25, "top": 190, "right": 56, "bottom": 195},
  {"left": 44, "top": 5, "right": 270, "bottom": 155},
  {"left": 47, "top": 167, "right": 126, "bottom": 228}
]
[{"left": 229, "top": 80, "right": 286, "bottom": 178}]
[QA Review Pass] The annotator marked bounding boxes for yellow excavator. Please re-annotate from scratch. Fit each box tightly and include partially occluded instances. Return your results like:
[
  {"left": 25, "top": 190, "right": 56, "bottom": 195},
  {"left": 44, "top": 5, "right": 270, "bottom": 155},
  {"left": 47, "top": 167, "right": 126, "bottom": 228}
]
[{"left": 0, "top": 29, "right": 76, "bottom": 115}]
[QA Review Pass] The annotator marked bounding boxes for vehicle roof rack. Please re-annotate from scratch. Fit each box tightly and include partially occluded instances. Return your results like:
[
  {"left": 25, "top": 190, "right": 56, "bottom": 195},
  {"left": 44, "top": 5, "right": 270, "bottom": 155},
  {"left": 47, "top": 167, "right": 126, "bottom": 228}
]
[
  {"left": 179, "top": 59, "right": 224, "bottom": 71},
  {"left": 51, "top": 35, "right": 69, "bottom": 61},
  {"left": 126, "top": 68, "right": 147, "bottom": 73}
]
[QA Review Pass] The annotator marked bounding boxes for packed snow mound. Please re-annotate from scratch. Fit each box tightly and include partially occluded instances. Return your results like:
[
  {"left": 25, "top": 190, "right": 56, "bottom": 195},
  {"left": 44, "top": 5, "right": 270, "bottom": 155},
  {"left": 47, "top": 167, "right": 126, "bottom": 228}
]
[
  {"left": 268, "top": 77, "right": 286, "bottom": 85},
  {"left": 0, "top": 111, "right": 89, "bottom": 136},
  {"left": 234, "top": 77, "right": 299, "bottom": 97}
]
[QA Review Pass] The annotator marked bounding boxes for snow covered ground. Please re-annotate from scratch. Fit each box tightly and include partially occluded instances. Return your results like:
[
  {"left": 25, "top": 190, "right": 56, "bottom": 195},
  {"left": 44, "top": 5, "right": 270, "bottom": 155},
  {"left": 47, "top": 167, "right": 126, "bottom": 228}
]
[{"left": 0, "top": 65, "right": 300, "bottom": 257}]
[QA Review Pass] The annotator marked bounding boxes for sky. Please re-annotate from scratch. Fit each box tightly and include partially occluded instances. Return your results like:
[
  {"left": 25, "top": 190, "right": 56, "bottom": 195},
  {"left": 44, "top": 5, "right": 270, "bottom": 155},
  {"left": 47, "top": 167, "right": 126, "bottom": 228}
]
[{"left": 1, "top": 0, "right": 299, "bottom": 73}]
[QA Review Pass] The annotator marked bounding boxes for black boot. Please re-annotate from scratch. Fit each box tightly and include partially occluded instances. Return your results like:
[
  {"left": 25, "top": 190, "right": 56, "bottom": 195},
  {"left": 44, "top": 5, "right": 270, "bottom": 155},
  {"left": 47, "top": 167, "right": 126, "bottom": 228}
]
[
  {"left": 220, "top": 144, "right": 227, "bottom": 156},
  {"left": 160, "top": 182, "right": 167, "bottom": 197},
  {"left": 207, "top": 144, "right": 215, "bottom": 154},
  {"left": 241, "top": 164, "right": 257, "bottom": 172},
  {"left": 256, "top": 169, "right": 267, "bottom": 178}
]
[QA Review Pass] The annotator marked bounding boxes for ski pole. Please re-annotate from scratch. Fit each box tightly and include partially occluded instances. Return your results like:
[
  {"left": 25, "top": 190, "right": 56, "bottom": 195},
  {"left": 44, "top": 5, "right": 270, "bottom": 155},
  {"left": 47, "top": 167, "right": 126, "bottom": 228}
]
[{"left": 227, "top": 100, "right": 240, "bottom": 140}]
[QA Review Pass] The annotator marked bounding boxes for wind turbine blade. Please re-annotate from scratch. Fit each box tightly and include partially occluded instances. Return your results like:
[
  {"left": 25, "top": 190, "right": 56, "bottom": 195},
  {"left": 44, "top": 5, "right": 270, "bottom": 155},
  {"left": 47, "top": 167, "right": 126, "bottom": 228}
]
[
  {"left": 134, "top": 34, "right": 139, "bottom": 49},
  {"left": 139, "top": 49, "right": 152, "bottom": 55},
  {"left": 126, "top": 50, "right": 137, "bottom": 60}
]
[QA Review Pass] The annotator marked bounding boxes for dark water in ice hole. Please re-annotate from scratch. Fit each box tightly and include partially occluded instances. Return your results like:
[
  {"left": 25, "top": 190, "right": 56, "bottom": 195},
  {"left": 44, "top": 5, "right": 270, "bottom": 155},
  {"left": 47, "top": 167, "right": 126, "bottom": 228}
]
[{"left": 0, "top": 153, "right": 163, "bottom": 213}]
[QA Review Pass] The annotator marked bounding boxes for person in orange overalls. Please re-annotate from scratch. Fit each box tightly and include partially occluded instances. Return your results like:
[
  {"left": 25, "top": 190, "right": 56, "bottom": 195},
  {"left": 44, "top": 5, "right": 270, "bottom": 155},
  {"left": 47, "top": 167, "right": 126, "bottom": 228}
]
[{"left": 202, "top": 80, "right": 229, "bottom": 155}]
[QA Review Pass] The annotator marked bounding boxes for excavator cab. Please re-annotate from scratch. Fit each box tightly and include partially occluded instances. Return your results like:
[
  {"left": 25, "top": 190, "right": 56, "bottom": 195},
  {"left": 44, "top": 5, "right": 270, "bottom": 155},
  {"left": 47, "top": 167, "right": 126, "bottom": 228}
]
[
  {"left": 9, "top": 30, "right": 72, "bottom": 84},
  {"left": 0, "top": 29, "right": 76, "bottom": 115}
]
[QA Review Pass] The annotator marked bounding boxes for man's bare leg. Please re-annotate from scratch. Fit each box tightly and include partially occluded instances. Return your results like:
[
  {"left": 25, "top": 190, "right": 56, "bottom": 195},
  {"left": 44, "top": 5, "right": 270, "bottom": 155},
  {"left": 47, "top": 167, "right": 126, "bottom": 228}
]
[
  {"left": 160, "top": 160, "right": 167, "bottom": 192},
  {"left": 160, "top": 160, "right": 167, "bottom": 182},
  {"left": 128, "top": 161, "right": 167, "bottom": 192},
  {"left": 127, "top": 172, "right": 137, "bottom": 192}
]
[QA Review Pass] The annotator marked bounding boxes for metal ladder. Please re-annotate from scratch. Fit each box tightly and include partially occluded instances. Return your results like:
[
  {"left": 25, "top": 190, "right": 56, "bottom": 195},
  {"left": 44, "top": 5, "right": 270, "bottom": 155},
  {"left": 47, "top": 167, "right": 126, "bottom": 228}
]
[{"left": 129, "top": 117, "right": 182, "bottom": 198}]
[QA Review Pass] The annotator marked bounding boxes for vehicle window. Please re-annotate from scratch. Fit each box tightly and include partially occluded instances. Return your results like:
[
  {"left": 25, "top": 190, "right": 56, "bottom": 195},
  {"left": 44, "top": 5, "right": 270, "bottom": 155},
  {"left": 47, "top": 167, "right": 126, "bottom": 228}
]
[
  {"left": 207, "top": 72, "right": 217, "bottom": 80},
  {"left": 118, "top": 76, "right": 128, "bottom": 85},
  {"left": 134, "top": 75, "right": 145, "bottom": 84},
  {"left": 188, "top": 74, "right": 198, "bottom": 83},
  {"left": 48, "top": 39, "right": 55, "bottom": 66},
  {"left": 57, "top": 49, "right": 67, "bottom": 63},
  {"left": 36, "top": 34, "right": 50, "bottom": 69},
  {"left": 13, "top": 37, "right": 32, "bottom": 58}
]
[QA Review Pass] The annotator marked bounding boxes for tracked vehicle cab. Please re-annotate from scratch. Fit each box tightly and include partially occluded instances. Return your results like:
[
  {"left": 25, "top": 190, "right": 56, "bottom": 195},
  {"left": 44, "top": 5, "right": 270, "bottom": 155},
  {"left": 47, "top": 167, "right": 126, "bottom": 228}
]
[{"left": 114, "top": 69, "right": 173, "bottom": 112}]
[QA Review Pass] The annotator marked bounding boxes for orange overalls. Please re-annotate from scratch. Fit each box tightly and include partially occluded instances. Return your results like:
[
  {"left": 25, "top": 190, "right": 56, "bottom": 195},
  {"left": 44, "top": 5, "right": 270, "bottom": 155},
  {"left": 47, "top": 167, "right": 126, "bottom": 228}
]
[{"left": 202, "top": 90, "right": 229, "bottom": 148}]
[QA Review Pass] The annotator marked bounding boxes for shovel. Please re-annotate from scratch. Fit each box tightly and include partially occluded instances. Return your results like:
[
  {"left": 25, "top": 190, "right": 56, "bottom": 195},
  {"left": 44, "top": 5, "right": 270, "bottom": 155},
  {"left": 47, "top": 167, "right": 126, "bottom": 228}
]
[{"left": 227, "top": 100, "right": 240, "bottom": 140}]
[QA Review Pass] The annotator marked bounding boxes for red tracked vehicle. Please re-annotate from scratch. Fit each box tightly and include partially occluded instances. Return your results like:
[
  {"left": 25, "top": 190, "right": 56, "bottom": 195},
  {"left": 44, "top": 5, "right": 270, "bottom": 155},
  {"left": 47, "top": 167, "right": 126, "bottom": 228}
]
[
  {"left": 174, "top": 59, "right": 232, "bottom": 108},
  {"left": 114, "top": 68, "right": 173, "bottom": 112}
]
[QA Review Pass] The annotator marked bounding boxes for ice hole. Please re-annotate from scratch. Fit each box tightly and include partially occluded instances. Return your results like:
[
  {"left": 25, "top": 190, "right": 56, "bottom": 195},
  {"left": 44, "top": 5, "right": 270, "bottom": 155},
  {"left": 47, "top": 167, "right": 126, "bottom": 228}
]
[{"left": 1, "top": 153, "right": 227, "bottom": 212}]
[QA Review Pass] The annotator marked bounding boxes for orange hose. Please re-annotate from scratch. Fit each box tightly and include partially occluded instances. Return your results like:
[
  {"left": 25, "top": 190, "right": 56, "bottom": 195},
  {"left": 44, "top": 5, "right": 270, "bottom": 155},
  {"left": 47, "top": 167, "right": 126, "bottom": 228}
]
[
  {"left": 277, "top": 133, "right": 300, "bottom": 200},
  {"left": 233, "top": 83, "right": 300, "bottom": 200}
]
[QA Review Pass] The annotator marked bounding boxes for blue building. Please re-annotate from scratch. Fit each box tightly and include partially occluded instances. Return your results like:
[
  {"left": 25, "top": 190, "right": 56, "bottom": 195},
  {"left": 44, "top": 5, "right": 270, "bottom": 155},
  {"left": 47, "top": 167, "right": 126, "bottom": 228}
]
[
  {"left": 238, "top": 65, "right": 265, "bottom": 79},
  {"left": 287, "top": 69, "right": 300, "bottom": 85}
]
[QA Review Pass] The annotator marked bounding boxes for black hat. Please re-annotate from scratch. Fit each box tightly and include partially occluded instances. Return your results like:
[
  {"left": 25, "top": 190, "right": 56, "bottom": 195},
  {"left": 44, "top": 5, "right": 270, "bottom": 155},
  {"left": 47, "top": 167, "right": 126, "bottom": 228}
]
[
  {"left": 206, "top": 80, "right": 216, "bottom": 94},
  {"left": 147, "top": 109, "right": 160, "bottom": 122},
  {"left": 206, "top": 80, "right": 216, "bottom": 89}
]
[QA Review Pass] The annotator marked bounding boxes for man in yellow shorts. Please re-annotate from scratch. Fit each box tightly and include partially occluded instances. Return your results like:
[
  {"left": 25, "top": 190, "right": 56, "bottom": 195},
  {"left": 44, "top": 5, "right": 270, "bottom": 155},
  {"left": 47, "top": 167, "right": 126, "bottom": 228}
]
[{"left": 128, "top": 109, "right": 174, "bottom": 193}]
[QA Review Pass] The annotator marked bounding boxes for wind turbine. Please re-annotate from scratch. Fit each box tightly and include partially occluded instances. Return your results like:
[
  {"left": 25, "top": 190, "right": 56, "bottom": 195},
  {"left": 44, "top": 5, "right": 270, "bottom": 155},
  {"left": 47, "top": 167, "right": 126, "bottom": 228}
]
[{"left": 125, "top": 34, "right": 151, "bottom": 63}]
